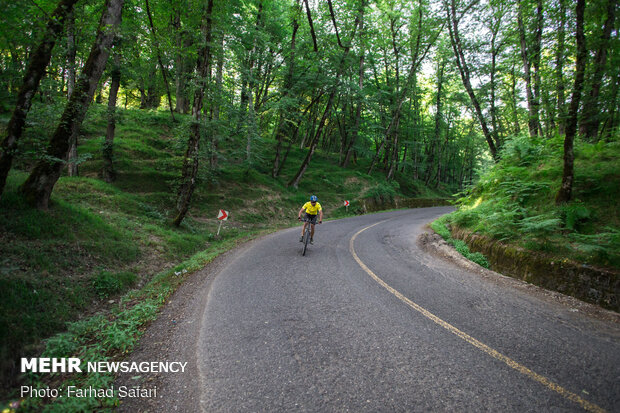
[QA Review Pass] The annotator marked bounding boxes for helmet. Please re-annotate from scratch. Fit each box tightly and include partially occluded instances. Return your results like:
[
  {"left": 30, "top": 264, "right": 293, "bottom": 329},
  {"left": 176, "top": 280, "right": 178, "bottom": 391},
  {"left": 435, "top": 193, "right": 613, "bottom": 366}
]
[{"left": 310, "top": 195, "right": 318, "bottom": 202}]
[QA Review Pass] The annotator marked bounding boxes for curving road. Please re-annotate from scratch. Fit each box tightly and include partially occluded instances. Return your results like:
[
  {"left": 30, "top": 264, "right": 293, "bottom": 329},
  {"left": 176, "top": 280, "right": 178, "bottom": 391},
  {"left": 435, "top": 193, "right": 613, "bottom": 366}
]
[{"left": 118, "top": 207, "right": 620, "bottom": 412}]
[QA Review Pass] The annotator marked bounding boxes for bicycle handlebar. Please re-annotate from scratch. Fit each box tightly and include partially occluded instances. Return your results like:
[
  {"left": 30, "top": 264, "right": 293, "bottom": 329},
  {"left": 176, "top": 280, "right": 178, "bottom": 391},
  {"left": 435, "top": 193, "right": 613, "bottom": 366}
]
[{"left": 299, "top": 217, "right": 321, "bottom": 224}]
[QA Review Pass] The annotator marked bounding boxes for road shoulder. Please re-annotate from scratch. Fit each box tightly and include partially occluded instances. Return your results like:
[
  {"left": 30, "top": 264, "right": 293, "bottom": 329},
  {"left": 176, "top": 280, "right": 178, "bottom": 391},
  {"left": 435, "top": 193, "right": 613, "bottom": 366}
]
[
  {"left": 418, "top": 226, "right": 620, "bottom": 324},
  {"left": 114, "top": 238, "right": 258, "bottom": 412}
]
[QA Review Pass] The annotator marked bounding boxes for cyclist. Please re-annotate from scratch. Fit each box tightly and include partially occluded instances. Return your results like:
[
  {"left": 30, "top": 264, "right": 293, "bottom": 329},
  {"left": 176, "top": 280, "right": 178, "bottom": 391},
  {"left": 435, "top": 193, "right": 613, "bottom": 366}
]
[{"left": 298, "top": 195, "right": 323, "bottom": 244}]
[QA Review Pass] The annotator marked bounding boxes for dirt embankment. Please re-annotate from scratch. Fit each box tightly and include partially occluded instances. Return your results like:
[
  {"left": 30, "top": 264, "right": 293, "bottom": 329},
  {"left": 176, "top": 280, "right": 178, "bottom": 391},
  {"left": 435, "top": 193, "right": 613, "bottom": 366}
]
[{"left": 449, "top": 226, "right": 619, "bottom": 313}]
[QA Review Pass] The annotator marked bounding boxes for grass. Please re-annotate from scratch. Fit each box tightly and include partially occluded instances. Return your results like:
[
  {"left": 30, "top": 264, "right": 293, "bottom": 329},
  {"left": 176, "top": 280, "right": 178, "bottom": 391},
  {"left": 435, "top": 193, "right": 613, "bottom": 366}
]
[
  {"left": 17, "top": 231, "right": 266, "bottom": 412},
  {"left": 436, "top": 134, "right": 620, "bottom": 269},
  {"left": 1, "top": 101, "right": 450, "bottom": 410},
  {"left": 430, "top": 215, "right": 490, "bottom": 268}
]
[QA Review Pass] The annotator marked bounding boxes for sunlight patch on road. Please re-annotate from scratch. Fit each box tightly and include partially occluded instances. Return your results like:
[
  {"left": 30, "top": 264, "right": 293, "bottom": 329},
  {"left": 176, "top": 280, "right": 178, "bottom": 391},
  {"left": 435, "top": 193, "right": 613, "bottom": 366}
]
[{"left": 349, "top": 221, "right": 605, "bottom": 413}]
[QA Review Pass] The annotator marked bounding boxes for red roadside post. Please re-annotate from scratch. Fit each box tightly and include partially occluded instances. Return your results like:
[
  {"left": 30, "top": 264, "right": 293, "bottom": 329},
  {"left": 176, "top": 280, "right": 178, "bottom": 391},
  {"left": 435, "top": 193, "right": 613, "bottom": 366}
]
[{"left": 217, "top": 209, "right": 228, "bottom": 235}]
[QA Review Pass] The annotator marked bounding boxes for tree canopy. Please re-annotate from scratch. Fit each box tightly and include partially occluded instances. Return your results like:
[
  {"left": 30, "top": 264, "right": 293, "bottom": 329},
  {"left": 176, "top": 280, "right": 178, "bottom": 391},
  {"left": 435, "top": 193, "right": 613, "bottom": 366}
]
[{"left": 0, "top": 0, "right": 618, "bottom": 220}]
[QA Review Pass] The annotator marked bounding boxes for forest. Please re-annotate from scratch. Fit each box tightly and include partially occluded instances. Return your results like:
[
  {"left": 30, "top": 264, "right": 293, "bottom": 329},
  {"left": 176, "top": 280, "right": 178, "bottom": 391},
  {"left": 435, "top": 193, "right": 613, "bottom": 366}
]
[
  {"left": 0, "top": 0, "right": 619, "bottom": 408},
  {"left": 1, "top": 0, "right": 615, "bottom": 215}
]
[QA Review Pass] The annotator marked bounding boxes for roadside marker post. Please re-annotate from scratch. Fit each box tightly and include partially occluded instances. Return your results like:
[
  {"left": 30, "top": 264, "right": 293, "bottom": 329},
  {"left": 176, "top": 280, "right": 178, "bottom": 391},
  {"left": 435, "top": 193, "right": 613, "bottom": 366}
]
[
  {"left": 344, "top": 200, "right": 350, "bottom": 212},
  {"left": 217, "top": 209, "right": 228, "bottom": 235}
]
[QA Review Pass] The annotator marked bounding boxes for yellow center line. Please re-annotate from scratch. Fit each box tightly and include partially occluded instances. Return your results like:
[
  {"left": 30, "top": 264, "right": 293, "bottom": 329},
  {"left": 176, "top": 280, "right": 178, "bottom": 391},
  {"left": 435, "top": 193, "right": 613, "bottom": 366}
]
[{"left": 349, "top": 221, "right": 605, "bottom": 413}]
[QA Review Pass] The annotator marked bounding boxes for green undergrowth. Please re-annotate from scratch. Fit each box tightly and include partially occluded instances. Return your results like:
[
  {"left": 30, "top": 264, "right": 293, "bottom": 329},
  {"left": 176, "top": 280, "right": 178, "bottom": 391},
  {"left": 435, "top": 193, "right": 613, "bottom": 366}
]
[
  {"left": 1, "top": 102, "right": 449, "bottom": 406},
  {"left": 0, "top": 170, "right": 255, "bottom": 405},
  {"left": 430, "top": 215, "right": 490, "bottom": 268},
  {"left": 16, "top": 231, "right": 265, "bottom": 412},
  {"left": 438, "top": 134, "right": 620, "bottom": 270}
]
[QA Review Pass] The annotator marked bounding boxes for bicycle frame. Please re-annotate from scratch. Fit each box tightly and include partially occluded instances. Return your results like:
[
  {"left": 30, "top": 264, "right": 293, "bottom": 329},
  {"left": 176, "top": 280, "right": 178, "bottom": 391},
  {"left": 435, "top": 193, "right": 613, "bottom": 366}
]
[{"left": 300, "top": 216, "right": 317, "bottom": 256}]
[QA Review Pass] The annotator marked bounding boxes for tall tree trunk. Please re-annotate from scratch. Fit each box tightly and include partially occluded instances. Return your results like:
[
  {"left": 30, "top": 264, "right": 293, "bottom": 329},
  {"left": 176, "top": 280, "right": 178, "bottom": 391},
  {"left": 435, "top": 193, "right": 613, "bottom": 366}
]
[
  {"left": 272, "top": 1, "right": 300, "bottom": 177},
  {"left": 236, "top": 1, "right": 262, "bottom": 138},
  {"left": 145, "top": 0, "right": 176, "bottom": 121},
  {"left": 342, "top": 31, "right": 365, "bottom": 169},
  {"left": 303, "top": 0, "right": 319, "bottom": 52},
  {"left": 0, "top": 0, "right": 80, "bottom": 199},
  {"left": 579, "top": 0, "right": 615, "bottom": 140},
  {"left": 532, "top": 0, "right": 543, "bottom": 136},
  {"left": 337, "top": 101, "right": 349, "bottom": 163},
  {"left": 66, "top": 9, "right": 77, "bottom": 98},
  {"left": 173, "top": 5, "right": 192, "bottom": 114},
  {"left": 101, "top": 42, "right": 122, "bottom": 183},
  {"left": 139, "top": 87, "right": 147, "bottom": 108},
  {"left": 246, "top": 92, "right": 258, "bottom": 165},
  {"left": 288, "top": 90, "right": 338, "bottom": 188},
  {"left": 367, "top": 135, "right": 387, "bottom": 175},
  {"left": 145, "top": 81, "right": 161, "bottom": 108},
  {"left": 556, "top": 0, "right": 587, "bottom": 204},
  {"left": 556, "top": 0, "right": 567, "bottom": 135},
  {"left": 173, "top": 0, "right": 215, "bottom": 227},
  {"left": 411, "top": 81, "right": 421, "bottom": 179},
  {"left": 276, "top": 90, "right": 322, "bottom": 177},
  {"left": 517, "top": 0, "right": 541, "bottom": 137},
  {"left": 489, "top": 13, "right": 503, "bottom": 147},
  {"left": 601, "top": 70, "right": 620, "bottom": 142},
  {"left": 19, "top": 0, "right": 125, "bottom": 209},
  {"left": 288, "top": 0, "right": 365, "bottom": 188},
  {"left": 447, "top": 0, "right": 498, "bottom": 161},
  {"left": 66, "top": 8, "right": 79, "bottom": 179},
  {"left": 385, "top": 9, "right": 402, "bottom": 180},
  {"left": 400, "top": 133, "right": 409, "bottom": 173},
  {"left": 386, "top": 114, "right": 401, "bottom": 180},
  {"left": 209, "top": 30, "right": 225, "bottom": 169},
  {"left": 508, "top": 62, "right": 521, "bottom": 134},
  {"left": 254, "top": 52, "right": 275, "bottom": 113},
  {"left": 541, "top": 81, "right": 556, "bottom": 137},
  {"left": 370, "top": 1, "right": 439, "bottom": 175},
  {"left": 426, "top": 60, "right": 444, "bottom": 185},
  {"left": 66, "top": 136, "right": 79, "bottom": 176}
]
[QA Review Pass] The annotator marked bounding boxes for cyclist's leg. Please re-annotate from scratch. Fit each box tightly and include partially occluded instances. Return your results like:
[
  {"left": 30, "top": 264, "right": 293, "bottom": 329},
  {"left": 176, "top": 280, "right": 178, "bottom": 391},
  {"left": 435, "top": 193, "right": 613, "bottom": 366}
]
[
  {"left": 308, "top": 214, "right": 317, "bottom": 239},
  {"left": 301, "top": 213, "right": 311, "bottom": 236}
]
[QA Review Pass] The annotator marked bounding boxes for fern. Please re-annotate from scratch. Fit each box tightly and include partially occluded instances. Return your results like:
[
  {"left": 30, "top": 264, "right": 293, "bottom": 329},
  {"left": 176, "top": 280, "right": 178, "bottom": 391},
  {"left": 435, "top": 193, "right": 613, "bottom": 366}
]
[
  {"left": 560, "top": 203, "right": 591, "bottom": 231},
  {"left": 517, "top": 215, "right": 561, "bottom": 237}
]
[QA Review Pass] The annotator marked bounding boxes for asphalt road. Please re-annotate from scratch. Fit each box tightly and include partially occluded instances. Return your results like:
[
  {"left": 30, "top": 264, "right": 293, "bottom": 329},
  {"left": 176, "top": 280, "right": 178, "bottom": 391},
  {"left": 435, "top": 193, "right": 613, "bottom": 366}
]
[{"left": 118, "top": 207, "right": 620, "bottom": 412}]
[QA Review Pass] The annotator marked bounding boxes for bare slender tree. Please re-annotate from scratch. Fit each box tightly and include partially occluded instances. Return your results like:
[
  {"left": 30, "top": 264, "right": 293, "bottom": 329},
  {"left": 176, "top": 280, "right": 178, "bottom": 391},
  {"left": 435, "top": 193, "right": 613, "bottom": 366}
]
[
  {"left": 556, "top": 0, "right": 587, "bottom": 204},
  {"left": 288, "top": 0, "right": 365, "bottom": 188},
  {"left": 101, "top": 40, "right": 122, "bottom": 183},
  {"left": 173, "top": 0, "right": 215, "bottom": 227},
  {"left": 446, "top": 0, "right": 498, "bottom": 161}
]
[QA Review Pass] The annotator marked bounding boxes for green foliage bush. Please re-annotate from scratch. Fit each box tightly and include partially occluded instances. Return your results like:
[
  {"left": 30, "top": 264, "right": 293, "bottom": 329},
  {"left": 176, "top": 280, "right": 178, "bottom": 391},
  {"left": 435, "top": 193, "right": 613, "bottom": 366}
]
[
  {"left": 92, "top": 271, "right": 137, "bottom": 298},
  {"left": 363, "top": 181, "right": 398, "bottom": 203},
  {"left": 559, "top": 202, "right": 591, "bottom": 231},
  {"left": 467, "top": 252, "right": 490, "bottom": 268},
  {"left": 430, "top": 216, "right": 451, "bottom": 239},
  {"left": 447, "top": 135, "right": 620, "bottom": 268},
  {"left": 500, "top": 133, "right": 546, "bottom": 166},
  {"left": 430, "top": 217, "right": 490, "bottom": 268}
]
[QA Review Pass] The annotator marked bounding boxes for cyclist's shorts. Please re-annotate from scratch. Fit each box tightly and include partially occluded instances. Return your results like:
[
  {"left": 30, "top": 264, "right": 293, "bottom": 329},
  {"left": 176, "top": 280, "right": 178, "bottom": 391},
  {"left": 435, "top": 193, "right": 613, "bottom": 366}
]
[{"left": 305, "top": 213, "right": 318, "bottom": 224}]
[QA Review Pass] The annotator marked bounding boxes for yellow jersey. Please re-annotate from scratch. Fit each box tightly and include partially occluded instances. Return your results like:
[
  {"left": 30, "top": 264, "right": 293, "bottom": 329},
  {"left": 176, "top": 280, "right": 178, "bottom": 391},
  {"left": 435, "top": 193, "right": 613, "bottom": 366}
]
[{"left": 302, "top": 201, "right": 322, "bottom": 215}]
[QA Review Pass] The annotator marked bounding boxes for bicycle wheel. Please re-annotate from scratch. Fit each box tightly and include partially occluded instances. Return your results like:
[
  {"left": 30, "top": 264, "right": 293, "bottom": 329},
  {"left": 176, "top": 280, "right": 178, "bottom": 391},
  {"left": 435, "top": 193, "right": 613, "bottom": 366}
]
[{"left": 302, "top": 225, "right": 310, "bottom": 256}]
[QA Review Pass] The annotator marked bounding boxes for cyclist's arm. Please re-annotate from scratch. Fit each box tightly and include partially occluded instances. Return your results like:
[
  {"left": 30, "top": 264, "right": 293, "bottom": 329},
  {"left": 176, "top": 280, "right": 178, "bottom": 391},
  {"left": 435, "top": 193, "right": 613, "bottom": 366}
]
[
  {"left": 298, "top": 207, "right": 305, "bottom": 219},
  {"left": 319, "top": 209, "right": 323, "bottom": 223}
]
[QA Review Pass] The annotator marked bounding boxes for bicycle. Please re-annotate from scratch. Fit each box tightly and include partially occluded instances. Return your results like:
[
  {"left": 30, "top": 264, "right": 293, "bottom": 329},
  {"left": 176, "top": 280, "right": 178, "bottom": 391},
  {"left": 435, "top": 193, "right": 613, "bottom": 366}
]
[{"left": 299, "top": 215, "right": 317, "bottom": 256}]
